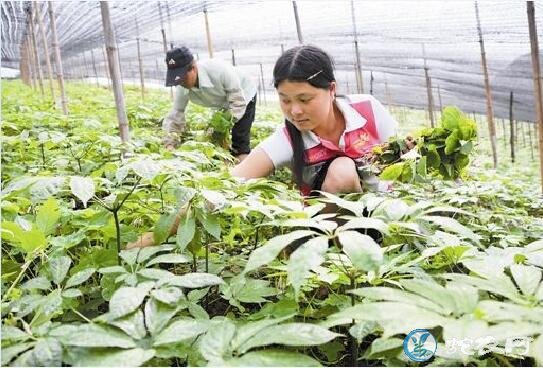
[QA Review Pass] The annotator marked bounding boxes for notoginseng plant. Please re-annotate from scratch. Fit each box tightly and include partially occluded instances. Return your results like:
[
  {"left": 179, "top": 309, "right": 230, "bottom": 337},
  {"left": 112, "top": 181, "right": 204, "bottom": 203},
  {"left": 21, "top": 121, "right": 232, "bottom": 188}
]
[{"left": 375, "top": 106, "right": 478, "bottom": 182}]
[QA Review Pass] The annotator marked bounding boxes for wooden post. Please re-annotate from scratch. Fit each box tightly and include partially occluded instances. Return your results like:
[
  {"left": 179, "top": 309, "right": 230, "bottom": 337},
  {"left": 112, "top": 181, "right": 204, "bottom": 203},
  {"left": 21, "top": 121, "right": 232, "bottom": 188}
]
[
  {"left": 437, "top": 85, "right": 443, "bottom": 112},
  {"left": 35, "top": 3, "right": 55, "bottom": 99},
  {"left": 257, "top": 79, "right": 262, "bottom": 106},
  {"left": 136, "top": 18, "right": 145, "bottom": 100},
  {"left": 528, "top": 123, "right": 535, "bottom": 160},
  {"left": 81, "top": 50, "right": 90, "bottom": 81},
  {"left": 28, "top": 5, "right": 44, "bottom": 95},
  {"left": 259, "top": 63, "right": 267, "bottom": 105},
  {"left": 100, "top": 1, "right": 129, "bottom": 144},
  {"left": 102, "top": 45, "right": 111, "bottom": 89},
  {"left": 158, "top": 2, "right": 168, "bottom": 54},
  {"left": 422, "top": 43, "right": 435, "bottom": 128},
  {"left": 26, "top": 35, "right": 37, "bottom": 89},
  {"left": 114, "top": 26, "right": 124, "bottom": 86},
  {"left": 129, "top": 60, "right": 135, "bottom": 85},
  {"left": 20, "top": 37, "right": 31, "bottom": 86},
  {"left": 502, "top": 119, "right": 507, "bottom": 148},
  {"left": 292, "top": 1, "right": 303, "bottom": 44},
  {"left": 522, "top": 120, "right": 527, "bottom": 147},
  {"left": 90, "top": 48, "right": 99, "bottom": 86},
  {"left": 527, "top": 1, "right": 543, "bottom": 192},
  {"left": 47, "top": 2, "right": 68, "bottom": 114},
  {"left": 475, "top": 1, "right": 498, "bottom": 169},
  {"left": 231, "top": 49, "right": 236, "bottom": 66},
  {"left": 509, "top": 91, "right": 515, "bottom": 163},
  {"left": 203, "top": 5, "right": 214, "bottom": 58},
  {"left": 155, "top": 58, "right": 160, "bottom": 81},
  {"left": 370, "top": 70, "right": 374, "bottom": 95},
  {"left": 280, "top": 43, "right": 285, "bottom": 54},
  {"left": 351, "top": 0, "right": 363, "bottom": 94},
  {"left": 166, "top": 1, "right": 174, "bottom": 49},
  {"left": 385, "top": 79, "right": 392, "bottom": 110}
]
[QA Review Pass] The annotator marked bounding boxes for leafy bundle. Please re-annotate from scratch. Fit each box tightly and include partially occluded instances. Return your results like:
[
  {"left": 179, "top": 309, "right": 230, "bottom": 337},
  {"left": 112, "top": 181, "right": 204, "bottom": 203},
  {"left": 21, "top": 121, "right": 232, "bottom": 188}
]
[{"left": 377, "top": 107, "right": 478, "bottom": 182}]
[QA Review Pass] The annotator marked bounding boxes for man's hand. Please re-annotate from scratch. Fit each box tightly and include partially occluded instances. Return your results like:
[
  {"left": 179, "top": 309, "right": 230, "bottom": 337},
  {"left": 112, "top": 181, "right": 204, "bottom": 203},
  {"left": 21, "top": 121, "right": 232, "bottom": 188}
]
[
  {"left": 126, "top": 232, "right": 155, "bottom": 249},
  {"left": 165, "top": 144, "right": 175, "bottom": 151}
]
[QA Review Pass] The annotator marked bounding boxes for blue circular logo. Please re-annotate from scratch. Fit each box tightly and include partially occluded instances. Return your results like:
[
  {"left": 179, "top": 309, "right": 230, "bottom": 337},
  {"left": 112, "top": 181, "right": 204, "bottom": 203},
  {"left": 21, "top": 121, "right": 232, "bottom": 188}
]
[{"left": 403, "top": 329, "right": 437, "bottom": 362}]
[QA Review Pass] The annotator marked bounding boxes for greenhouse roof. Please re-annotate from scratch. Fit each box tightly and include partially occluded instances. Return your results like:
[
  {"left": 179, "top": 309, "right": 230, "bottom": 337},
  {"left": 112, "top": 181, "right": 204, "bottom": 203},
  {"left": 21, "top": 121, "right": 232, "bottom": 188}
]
[{"left": 1, "top": 0, "right": 542, "bottom": 122}]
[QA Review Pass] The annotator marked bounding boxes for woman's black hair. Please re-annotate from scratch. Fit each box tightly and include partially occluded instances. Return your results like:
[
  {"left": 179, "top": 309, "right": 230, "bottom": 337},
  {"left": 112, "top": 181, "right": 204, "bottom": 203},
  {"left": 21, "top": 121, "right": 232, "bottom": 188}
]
[{"left": 273, "top": 45, "right": 335, "bottom": 189}]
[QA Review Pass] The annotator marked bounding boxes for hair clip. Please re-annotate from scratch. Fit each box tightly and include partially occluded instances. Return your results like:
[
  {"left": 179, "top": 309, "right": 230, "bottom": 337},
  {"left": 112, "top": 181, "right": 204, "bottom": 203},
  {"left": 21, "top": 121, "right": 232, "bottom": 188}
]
[{"left": 306, "top": 70, "right": 323, "bottom": 81}]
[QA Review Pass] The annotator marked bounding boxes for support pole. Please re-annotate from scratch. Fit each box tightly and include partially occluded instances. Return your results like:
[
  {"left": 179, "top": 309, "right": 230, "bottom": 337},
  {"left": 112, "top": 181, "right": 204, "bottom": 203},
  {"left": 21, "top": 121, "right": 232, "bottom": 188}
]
[
  {"left": 47, "top": 2, "right": 68, "bottom": 114},
  {"left": 280, "top": 43, "right": 285, "bottom": 54},
  {"left": 158, "top": 2, "right": 168, "bottom": 54},
  {"left": 384, "top": 78, "right": 392, "bottom": 110},
  {"left": 509, "top": 91, "right": 515, "bottom": 163},
  {"left": 370, "top": 70, "right": 374, "bottom": 95},
  {"left": 437, "top": 84, "right": 443, "bottom": 112},
  {"left": 527, "top": 1, "right": 543, "bottom": 193},
  {"left": 203, "top": 5, "right": 214, "bottom": 58},
  {"left": 292, "top": 1, "right": 303, "bottom": 44},
  {"left": 102, "top": 45, "right": 111, "bottom": 89},
  {"left": 529, "top": 122, "right": 534, "bottom": 160},
  {"left": 136, "top": 18, "right": 145, "bottom": 100},
  {"left": 422, "top": 43, "right": 435, "bottom": 127},
  {"left": 475, "top": 1, "right": 498, "bottom": 169},
  {"left": 26, "top": 35, "right": 37, "bottom": 89},
  {"left": 114, "top": 26, "right": 124, "bottom": 86},
  {"left": 166, "top": 1, "right": 174, "bottom": 49},
  {"left": 90, "top": 48, "right": 99, "bottom": 87},
  {"left": 231, "top": 48, "right": 236, "bottom": 66},
  {"left": 100, "top": 1, "right": 129, "bottom": 144},
  {"left": 20, "top": 37, "right": 31, "bottom": 86},
  {"left": 35, "top": 3, "right": 55, "bottom": 99},
  {"left": 522, "top": 120, "right": 527, "bottom": 147},
  {"left": 28, "top": 4, "right": 44, "bottom": 95},
  {"left": 351, "top": 0, "right": 363, "bottom": 94},
  {"left": 259, "top": 63, "right": 267, "bottom": 105},
  {"left": 81, "top": 49, "right": 90, "bottom": 81}
]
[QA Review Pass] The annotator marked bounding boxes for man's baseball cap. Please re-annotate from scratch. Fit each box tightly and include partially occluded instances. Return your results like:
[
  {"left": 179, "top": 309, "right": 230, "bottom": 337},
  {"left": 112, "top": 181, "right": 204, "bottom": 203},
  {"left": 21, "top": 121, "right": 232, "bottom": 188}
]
[{"left": 165, "top": 47, "right": 194, "bottom": 87}]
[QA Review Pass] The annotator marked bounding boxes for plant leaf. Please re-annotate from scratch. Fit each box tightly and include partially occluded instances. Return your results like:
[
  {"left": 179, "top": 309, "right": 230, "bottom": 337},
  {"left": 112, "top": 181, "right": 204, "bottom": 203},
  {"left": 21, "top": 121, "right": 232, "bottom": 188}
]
[
  {"left": 225, "top": 350, "right": 321, "bottom": 367},
  {"left": 35, "top": 197, "right": 60, "bottom": 236},
  {"left": 49, "top": 255, "right": 72, "bottom": 285},
  {"left": 70, "top": 176, "right": 95, "bottom": 208},
  {"left": 287, "top": 236, "right": 329, "bottom": 296},
  {"left": 109, "top": 284, "right": 152, "bottom": 319},
  {"left": 65, "top": 268, "right": 96, "bottom": 288},
  {"left": 176, "top": 214, "right": 196, "bottom": 252},
  {"left": 338, "top": 231, "right": 383, "bottom": 272},
  {"left": 166, "top": 273, "right": 224, "bottom": 288},
  {"left": 146, "top": 253, "right": 191, "bottom": 266},
  {"left": 244, "top": 230, "right": 314, "bottom": 273},
  {"left": 153, "top": 319, "right": 210, "bottom": 346},
  {"left": 236, "top": 323, "right": 341, "bottom": 353}
]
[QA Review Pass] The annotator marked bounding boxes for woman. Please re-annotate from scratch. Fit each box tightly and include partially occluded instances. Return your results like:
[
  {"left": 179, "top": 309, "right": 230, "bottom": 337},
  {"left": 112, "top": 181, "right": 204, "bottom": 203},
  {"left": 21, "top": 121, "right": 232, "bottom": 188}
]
[
  {"left": 232, "top": 45, "right": 398, "bottom": 196},
  {"left": 127, "top": 45, "right": 399, "bottom": 249}
]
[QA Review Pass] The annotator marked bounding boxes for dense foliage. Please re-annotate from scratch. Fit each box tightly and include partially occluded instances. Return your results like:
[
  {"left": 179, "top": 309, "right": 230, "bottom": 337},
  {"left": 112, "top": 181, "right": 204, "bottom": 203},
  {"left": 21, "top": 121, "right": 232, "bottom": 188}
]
[{"left": 1, "top": 81, "right": 542, "bottom": 367}]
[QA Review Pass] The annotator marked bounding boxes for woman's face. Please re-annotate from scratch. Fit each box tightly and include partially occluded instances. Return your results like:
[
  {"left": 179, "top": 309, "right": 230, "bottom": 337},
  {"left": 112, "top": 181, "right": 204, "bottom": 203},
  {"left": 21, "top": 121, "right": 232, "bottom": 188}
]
[{"left": 277, "top": 80, "right": 336, "bottom": 132}]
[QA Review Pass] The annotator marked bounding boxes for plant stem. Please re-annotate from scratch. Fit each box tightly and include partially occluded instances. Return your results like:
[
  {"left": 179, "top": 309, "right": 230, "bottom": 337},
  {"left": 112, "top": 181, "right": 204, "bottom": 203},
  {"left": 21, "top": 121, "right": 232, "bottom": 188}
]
[
  {"left": 113, "top": 209, "right": 121, "bottom": 265},
  {"left": 72, "top": 308, "right": 93, "bottom": 323},
  {"left": 349, "top": 274, "right": 358, "bottom": 367},
  {"left": 2, "top": 255, "right": 35, "bottom": 303},
  {"left": 205, "top": 242, "right": 209, "bottom": 273},
  {"left": 192, "top": 253, "right": 197, "bottom": 272},
  {"left": 40, "top": 143, "right": 46, "bottom": 167}
]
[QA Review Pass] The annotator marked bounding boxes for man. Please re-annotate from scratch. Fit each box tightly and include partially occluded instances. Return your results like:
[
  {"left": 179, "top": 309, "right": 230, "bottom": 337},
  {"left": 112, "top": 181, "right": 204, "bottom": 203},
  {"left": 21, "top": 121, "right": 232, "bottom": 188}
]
[{"left": 163, "top": 47, "right": 257, "bottom": 160}]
